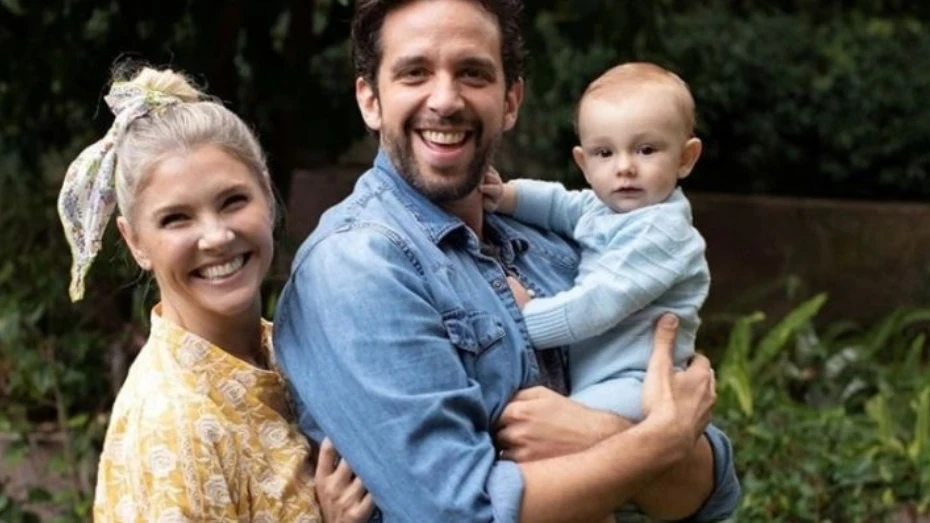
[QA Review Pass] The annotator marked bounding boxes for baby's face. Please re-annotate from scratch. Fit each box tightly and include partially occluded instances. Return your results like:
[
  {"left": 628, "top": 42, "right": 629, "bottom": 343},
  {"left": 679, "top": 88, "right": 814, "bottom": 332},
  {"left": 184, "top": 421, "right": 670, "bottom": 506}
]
[{"left": 573, "top": 88, "right": 699, "bottom": 213}]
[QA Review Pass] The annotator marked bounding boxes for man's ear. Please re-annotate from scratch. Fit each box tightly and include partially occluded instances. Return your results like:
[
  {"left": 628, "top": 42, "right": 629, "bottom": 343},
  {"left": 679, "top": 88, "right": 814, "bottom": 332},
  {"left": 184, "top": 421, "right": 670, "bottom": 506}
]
[
  {"left": 502, "top": 78, "right": 524, "bottom": 131},
  {"left": 678, "top": 137, "right": 703, "bottom": 180},
  {"left": 356, "top": 76, "right": 382, "bottom": 131},
  {"left": 116, "top": 217, "right": 151, "bottom": 270}
]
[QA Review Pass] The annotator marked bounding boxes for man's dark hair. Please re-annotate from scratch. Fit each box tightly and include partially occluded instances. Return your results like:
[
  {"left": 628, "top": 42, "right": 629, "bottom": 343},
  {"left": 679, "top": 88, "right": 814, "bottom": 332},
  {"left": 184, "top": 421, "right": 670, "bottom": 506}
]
[{"left": 351, "top": 0, "right": 526, "bottom": 90}]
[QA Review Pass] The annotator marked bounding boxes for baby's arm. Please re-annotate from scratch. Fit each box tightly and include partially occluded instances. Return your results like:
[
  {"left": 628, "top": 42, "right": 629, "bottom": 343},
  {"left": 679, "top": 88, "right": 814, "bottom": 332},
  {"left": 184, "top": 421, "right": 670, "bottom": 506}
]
[
  {"left": 523, "top": 212, "right": 702, "bottom": 349},
  {"left": 481, "top": 171, "right": 597, "bottom": 237},
  {"left": 509, "top": 179, "right": 598, "bottom": 237}
]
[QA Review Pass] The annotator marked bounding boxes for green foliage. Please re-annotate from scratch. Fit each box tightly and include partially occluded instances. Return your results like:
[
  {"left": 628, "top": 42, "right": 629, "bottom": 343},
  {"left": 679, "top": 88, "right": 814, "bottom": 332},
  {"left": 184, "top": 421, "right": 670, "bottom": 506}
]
[
  {"left": 716, "top": 296, "right": 930, "bottom": 520},
  {"left": 0, "top": 0, "right": 359, "bottom": 200},
  {"left": 516, "top": 4, "right": 930, "bottom": 201},
  {"left": 659, "top": 7, "right": 930, "bottom": 200},
  {"left": 0, "top": 152, "right": 144, "bottom": 520}
]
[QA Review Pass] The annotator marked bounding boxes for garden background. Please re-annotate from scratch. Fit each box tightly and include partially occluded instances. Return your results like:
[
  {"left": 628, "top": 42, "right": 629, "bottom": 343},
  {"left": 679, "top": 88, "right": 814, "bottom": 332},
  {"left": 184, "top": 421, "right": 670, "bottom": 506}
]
[{"left": 1, "top": 0, "right": 929, "bottom": 521}]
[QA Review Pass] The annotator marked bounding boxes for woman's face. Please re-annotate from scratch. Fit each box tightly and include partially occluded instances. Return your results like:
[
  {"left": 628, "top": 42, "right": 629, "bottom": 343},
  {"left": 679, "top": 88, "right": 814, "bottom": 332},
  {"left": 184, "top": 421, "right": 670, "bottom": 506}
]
[{"left": 118, "top": 145, "right": 274, "bottom": 324}]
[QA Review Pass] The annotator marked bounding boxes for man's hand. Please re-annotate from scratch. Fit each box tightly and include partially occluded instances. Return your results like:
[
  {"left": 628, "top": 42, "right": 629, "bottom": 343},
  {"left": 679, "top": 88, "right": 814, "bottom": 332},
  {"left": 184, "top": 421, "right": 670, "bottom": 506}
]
[
  {"left": 641, "top": 314, "right": 717, "bottom": 449},
  {"left": 495, "top": 386, "right": 631, "bottom": 462}
]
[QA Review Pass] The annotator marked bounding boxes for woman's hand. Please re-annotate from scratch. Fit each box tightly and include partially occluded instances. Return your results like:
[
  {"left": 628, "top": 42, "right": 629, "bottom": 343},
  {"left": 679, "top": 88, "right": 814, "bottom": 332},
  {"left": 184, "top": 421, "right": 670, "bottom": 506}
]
[{"left": 315, "top": 438, "right": 375, "bottom": 523}]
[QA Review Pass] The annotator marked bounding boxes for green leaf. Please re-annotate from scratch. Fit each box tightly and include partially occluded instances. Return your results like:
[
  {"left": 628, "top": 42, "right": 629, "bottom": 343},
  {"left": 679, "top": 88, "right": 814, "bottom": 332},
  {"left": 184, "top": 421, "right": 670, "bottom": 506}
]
[
  {"left": 2, "top": 438, "right": 29, "bottom": 466},
  {"left": 26, "top": 488, "right": 51, "bottom": 503},
  {"left": 0, "top": 0, "right": 25, "bottom": 16},
  {"left": 905, "top": 333, "right": 927, "bottom": 369},
  {"left": 67, "top": 413, "right": 89, "bottom": 428},
  {"left": 723, "top": 311, "right": 765, "bottom": 368},
  {"left": 749, "top": 293, "right": 827, "bottom": 377},
  {"left": 909, "top": 385, "right": 930, "bottom": 460},
  {"left": 865, "top": 394, "right": 902, "bottom": 452}
]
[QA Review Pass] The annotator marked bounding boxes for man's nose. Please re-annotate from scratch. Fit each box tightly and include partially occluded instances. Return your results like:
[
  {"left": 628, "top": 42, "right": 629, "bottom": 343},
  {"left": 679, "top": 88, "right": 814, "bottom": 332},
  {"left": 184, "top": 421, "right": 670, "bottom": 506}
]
[{"left": 427, "top": 74, "right": 465, "bottom": 117}]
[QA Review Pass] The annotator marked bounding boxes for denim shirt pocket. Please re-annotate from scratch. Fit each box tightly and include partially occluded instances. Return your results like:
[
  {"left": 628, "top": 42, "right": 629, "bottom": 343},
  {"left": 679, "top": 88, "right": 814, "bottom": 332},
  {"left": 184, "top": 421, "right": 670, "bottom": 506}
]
[{"left": 442, "top": 310, "right": 506, "bottom": 374}]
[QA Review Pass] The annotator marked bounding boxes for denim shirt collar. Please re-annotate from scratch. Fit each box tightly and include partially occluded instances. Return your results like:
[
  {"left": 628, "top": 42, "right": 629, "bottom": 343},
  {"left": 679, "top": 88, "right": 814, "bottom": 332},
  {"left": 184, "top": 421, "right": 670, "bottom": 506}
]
[{"left": 372, "top": 149, "right": 530, "bottom": 257}]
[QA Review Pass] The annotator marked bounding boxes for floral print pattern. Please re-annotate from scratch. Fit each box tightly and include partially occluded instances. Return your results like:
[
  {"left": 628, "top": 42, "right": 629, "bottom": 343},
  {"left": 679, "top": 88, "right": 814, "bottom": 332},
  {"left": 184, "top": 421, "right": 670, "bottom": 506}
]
[
  {"left": 93, "top": 305, "right": 321, "bottom": 522},
  {"left": 57, "top": 83, "right": 184, "bottom": 302}
]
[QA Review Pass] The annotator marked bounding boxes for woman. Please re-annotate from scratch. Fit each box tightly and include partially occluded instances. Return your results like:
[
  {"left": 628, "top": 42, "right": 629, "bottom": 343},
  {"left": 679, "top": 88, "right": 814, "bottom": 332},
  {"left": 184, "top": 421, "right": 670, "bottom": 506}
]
[{"left": 58, "top": 66, "right": 372, "bottom": 522}]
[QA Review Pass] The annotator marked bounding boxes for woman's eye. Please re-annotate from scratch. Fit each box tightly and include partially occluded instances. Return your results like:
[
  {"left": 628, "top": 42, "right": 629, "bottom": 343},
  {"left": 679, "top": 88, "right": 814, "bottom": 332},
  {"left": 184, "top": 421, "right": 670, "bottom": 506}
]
[
  {"left": 223, "top": 194, "right": 248, "bottom": 209},
  {"left": 160, "top": 213, "right": 187, "bottom": 227}
]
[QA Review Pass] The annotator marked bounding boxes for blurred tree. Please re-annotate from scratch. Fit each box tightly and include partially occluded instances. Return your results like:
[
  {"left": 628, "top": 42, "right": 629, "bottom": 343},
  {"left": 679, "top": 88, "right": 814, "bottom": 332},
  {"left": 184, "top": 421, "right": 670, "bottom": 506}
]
[{"left": 0, "top": 0, "right": 359, "bottom": 200}]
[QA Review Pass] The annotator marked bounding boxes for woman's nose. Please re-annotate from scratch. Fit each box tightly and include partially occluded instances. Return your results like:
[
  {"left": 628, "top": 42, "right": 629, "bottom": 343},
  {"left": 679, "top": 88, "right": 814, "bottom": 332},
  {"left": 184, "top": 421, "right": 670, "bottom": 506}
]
[{"left": 197, "top": 221, "right": 234, "bottom": 251}]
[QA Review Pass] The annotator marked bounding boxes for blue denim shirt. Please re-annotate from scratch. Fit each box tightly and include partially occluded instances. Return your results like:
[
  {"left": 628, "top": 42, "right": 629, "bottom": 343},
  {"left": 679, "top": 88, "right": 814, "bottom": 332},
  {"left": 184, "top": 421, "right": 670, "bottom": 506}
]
[{"left": 274, "top": 150, "right": 740, "bottom": 522}]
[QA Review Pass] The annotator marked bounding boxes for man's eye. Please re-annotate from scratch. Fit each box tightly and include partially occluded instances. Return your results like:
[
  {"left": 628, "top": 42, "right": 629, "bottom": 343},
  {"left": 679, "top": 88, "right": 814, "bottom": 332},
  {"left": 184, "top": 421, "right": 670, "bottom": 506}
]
[
  {"left": 462, "top": 68, "right": 488, "bottom": 80},
  {"left": 402, "top": 68, "right": 428, "bottom": 81}
]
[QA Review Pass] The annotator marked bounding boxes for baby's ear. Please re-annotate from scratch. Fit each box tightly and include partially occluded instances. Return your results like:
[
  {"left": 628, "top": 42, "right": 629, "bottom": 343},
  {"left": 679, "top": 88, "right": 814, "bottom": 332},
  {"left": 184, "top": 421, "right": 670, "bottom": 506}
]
[
  {"left": 678, "top": 138, "right": 703, "bottom": 179},
  {"left": 572, "top": 145, "right": 586, "bottom": 174}
]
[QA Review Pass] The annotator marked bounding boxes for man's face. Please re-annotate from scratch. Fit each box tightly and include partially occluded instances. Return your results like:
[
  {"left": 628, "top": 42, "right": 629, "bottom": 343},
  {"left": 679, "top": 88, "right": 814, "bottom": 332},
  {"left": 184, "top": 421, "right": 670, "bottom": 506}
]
[{"left": 355, "top": 0, "right": 523, "bottom": 204}]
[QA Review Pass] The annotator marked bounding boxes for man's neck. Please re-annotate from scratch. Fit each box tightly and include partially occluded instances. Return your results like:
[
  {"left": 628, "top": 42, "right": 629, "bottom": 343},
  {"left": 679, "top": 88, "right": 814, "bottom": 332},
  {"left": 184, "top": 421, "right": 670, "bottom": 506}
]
[{"left": 441, "top": 190, "right": 485, "bottom": 238}]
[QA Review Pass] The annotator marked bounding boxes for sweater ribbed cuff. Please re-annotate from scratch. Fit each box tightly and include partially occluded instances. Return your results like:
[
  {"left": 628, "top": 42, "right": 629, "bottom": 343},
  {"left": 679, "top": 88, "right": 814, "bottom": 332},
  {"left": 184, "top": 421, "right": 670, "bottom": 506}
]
[{"left": 522, "top": 302, "right": 576, "bottom": 349}]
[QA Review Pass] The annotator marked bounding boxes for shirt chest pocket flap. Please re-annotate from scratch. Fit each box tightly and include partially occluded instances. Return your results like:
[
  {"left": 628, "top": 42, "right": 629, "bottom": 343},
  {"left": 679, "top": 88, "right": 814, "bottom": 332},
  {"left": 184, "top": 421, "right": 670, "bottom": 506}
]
[{"left": 442, "top": 309, "right": 506, "bottom": 357}]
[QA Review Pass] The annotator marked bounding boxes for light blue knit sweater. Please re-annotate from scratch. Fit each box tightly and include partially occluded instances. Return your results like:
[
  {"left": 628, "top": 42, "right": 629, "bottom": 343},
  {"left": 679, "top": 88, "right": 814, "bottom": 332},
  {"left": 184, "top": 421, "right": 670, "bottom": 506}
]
[{"left": 511, "top": 180, "right": 709, "bottom": 417}]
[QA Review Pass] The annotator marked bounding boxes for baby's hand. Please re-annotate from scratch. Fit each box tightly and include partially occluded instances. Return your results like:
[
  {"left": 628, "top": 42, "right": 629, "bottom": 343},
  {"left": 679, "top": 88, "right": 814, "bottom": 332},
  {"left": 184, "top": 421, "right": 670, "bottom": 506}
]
[
  {"left": 480, "top": 166, "right": 504, "bottom": 212},
  {"left": 507, "top": 276, "right": 534, "bottom": 309}
]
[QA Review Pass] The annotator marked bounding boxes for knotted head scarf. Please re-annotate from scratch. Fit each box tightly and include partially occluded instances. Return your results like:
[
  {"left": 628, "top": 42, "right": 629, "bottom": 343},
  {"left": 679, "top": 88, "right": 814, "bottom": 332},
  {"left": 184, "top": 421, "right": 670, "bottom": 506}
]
[{"left": 57, "top": 82, "right": 183, "bottom": 301}]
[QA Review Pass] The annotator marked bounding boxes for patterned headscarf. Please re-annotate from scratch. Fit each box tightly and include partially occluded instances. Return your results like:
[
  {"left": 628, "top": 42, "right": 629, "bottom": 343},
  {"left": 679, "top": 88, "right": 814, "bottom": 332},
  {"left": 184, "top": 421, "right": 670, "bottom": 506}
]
[{"left": 57, "top": 82, "right": 183, "bottom": 302}]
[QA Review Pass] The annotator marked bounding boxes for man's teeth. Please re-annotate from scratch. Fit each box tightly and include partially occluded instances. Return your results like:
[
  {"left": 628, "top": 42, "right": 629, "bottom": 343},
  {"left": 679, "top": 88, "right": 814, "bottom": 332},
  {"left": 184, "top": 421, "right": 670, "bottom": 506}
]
[
  {"left": 422, "top": 130, "right": 467, "bottom": 145},
  {"left": 199, "top": 256, "right": 245, "bottom": 280}
]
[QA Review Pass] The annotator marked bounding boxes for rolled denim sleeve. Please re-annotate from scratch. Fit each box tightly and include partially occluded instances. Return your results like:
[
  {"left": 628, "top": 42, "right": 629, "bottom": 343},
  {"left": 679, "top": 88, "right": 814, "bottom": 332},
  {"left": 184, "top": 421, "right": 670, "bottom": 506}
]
[
  {"left": 274, "top": 226, "right": 524, "bottom": 523},
  {"left": 681, "top": 424, "right": 742, "bottom": 522}
]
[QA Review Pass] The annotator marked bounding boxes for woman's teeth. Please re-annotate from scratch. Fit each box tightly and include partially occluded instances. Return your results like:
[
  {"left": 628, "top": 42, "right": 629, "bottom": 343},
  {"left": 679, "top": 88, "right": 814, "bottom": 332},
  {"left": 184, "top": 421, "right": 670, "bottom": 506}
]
[{"left": 198, "top": 255, "right": 245, "bottom": 280}]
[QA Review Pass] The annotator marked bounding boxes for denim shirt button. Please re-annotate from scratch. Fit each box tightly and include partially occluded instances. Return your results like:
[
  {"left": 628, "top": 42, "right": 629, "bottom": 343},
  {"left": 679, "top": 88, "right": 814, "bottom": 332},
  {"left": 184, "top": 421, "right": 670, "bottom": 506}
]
[{"left": 492, "top": 278, "right": 505, "bottom": 290}]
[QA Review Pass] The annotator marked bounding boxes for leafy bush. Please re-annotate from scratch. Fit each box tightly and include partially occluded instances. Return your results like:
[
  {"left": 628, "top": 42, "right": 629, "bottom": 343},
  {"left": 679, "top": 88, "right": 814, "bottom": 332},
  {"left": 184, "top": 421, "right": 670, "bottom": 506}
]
[
  {"left": 0, "top": 150, "right": 149, "bottom": 521},
  {"left": 715, "top": 294, "right": 930, "bottom": 520},
  {"left": 516, "top": 5, "right": 930, "bottom": 201}
]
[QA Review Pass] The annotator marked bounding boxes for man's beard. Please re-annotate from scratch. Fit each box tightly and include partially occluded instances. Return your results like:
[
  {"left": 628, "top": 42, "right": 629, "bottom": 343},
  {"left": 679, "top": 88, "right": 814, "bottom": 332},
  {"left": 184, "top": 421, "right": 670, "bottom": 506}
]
[{"left": 384, "top": 115, "right": 497, "bottom": 204}]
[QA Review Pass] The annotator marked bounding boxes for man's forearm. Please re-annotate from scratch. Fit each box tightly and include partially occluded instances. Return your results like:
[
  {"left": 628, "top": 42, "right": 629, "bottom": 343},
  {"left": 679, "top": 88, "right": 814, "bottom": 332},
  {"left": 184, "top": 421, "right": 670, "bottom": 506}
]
[
  {"left": 588, "top": 411, "right": 715, "bottom": 520},
  {"left": 519, "top": 417, "right": 690, "bottom": 523},
  {"left": 574, "top": 409, "right": 715, "bottom": 520},
  {"left": 631, "top": 435, "right": 714, "bottom": 521}
]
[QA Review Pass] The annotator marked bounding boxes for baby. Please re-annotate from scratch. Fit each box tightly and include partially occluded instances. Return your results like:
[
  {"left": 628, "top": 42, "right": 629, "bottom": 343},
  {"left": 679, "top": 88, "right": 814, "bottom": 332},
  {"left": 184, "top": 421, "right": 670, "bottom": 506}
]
[{"left": 483, "top": 62, "right": 708, "bottom": 420}]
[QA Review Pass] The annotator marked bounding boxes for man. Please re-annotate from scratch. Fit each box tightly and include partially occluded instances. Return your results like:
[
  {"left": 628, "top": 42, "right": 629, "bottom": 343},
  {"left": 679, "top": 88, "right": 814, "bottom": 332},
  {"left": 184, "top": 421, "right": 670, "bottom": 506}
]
[{"left": 274, "top": 0, "right": 740, "bottom": 521}]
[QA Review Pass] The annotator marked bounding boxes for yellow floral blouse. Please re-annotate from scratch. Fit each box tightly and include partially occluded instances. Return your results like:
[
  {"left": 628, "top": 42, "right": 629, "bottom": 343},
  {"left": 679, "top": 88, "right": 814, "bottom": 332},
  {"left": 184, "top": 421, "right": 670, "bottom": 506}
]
[{"left": 93, "top": 305, "right": 321, "bottom": 522}]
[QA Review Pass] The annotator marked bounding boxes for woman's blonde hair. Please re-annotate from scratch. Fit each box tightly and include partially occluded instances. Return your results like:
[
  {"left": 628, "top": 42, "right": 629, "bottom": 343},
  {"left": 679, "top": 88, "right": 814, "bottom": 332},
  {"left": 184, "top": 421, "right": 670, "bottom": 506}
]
[{"left": 113, "top": 66, "right": 275, "bottom": 222}]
